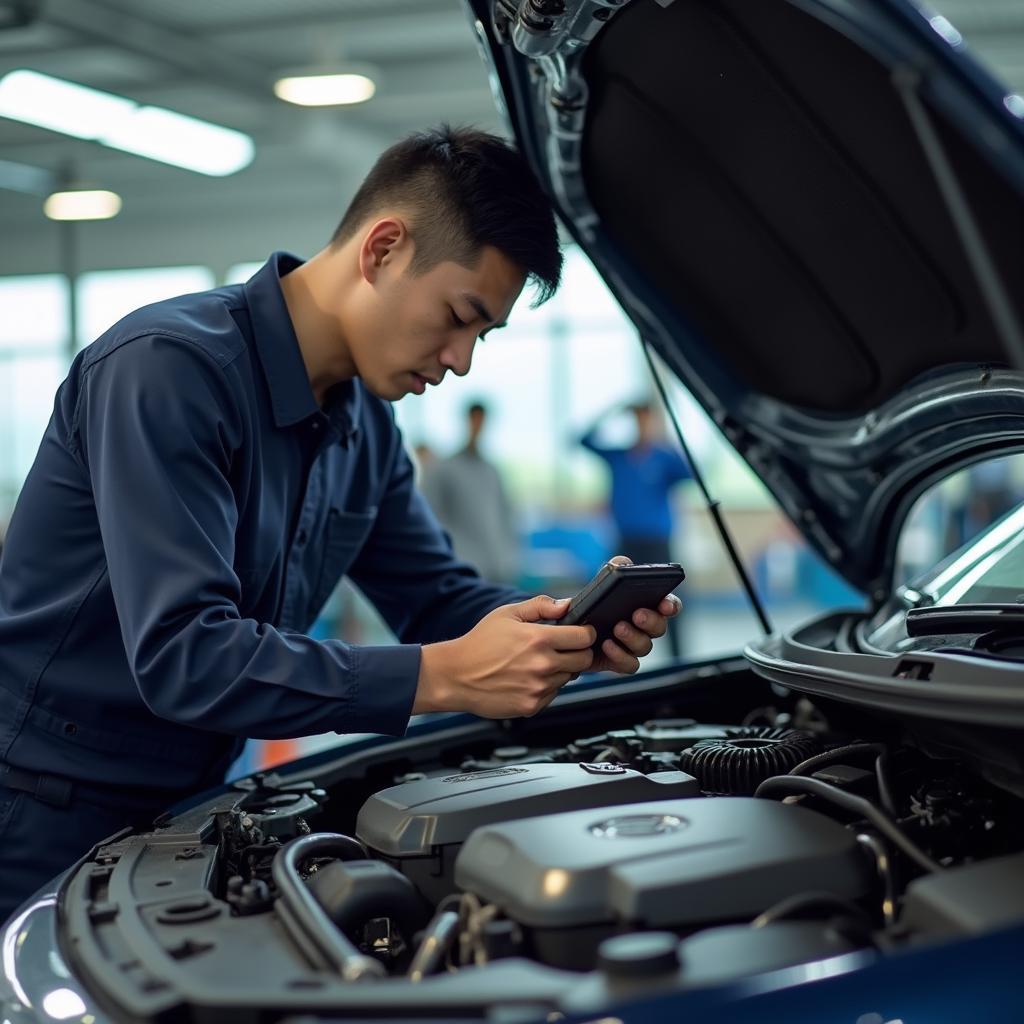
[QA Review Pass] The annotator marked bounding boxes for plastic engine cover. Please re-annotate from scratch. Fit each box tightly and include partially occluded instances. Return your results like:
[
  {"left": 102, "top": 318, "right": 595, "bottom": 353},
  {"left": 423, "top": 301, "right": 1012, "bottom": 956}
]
[
  {"left": 454, "top": 797, "right": 871, "bottom": 929},
  {"left": 356, "top": 763, "right": 700, "bottom": 857}
]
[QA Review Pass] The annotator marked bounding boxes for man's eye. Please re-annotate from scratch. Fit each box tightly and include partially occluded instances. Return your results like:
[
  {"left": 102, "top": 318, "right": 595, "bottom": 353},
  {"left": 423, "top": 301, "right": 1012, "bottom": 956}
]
[{"left": 450, "top": 307, "right": 467, "bottom": 328}]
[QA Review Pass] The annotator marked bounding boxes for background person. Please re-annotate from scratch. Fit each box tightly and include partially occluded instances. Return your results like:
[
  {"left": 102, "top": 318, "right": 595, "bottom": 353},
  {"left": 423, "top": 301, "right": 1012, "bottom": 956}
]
[
  {"left": 580, "top": 400, "right": 691, "bottom": 656},
  {"left": 420, "top": 400, "right": 519, "bottom": 583}
]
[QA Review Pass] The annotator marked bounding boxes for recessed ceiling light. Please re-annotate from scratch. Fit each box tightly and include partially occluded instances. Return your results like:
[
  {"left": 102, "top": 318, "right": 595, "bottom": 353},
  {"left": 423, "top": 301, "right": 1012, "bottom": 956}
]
[
  {"left": 0, "top": 69, "right": 254, "bottom": 177},
  {"left": 273, "top": 72, "right": 376, "bottom": 107},
  {"left": 43, "top": 189, "right": 122, "bottom": 221}
]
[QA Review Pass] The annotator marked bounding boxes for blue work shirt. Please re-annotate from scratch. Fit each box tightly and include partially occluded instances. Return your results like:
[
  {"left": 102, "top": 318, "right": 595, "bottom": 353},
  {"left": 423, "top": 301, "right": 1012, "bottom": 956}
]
[
  {"left": 580, "top": 428, "right": 691, "bottom": 539},
  {"left": 0, "top": 252, "right": 519, "bottom": 797}
]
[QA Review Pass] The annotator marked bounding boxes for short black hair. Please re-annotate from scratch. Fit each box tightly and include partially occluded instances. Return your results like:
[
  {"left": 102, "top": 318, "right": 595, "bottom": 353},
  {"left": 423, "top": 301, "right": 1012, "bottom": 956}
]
[
  {"left": 466, "top": 401, "right": 488, "bottom": 418},
  {"left": 331, "top": 125, "right": 562, "bottom": 305}
]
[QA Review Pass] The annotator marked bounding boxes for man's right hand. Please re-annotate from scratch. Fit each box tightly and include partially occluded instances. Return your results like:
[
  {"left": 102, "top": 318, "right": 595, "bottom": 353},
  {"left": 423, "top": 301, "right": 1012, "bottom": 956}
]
[{"left": 413, "top": 595, "right": 596, "bottom": 719}]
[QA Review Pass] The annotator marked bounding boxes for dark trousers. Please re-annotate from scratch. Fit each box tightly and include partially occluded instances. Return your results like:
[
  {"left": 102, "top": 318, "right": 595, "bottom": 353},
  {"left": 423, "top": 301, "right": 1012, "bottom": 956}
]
[
  {"left": 618, "top": 534, "right": 682, "bottom": 660},
  {"left": 0, "top": 779, "right": 163, "bottom": 925}
]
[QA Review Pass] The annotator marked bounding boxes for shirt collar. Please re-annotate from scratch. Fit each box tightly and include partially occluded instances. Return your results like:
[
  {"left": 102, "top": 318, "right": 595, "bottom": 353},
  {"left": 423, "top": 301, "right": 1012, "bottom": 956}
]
[
  {"left": 245, "top": 252, "right": 318, "bottom": 428},
  {"left": 243, "top": 251, "right": 362, "bottom": 442}
]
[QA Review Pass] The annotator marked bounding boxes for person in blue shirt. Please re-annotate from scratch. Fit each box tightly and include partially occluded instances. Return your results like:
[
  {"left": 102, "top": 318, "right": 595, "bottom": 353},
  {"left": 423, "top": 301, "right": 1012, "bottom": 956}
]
[
  {"left": 0, "top": 127, "right": 680, "bottom": 921},
  {"left": 580, "top": 401, "right": 691, "bottom": 655}
]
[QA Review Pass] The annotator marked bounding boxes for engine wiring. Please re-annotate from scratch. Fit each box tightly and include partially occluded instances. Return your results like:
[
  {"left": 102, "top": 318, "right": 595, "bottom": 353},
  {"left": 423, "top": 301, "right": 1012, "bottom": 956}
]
[
  {"left": 753, "top": 774, "right": 944, "bottom": 874},
  {"left": 788, "top": 742, "right": 898, "bottom": 817}
]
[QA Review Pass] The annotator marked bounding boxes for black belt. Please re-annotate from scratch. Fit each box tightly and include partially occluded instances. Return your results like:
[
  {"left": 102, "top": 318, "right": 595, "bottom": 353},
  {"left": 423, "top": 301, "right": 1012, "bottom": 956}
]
[
  {"left": 1, "top": 764, "right": 197, "bottom": 818},
  {"left": 1, "top": 764, "right": 74, "bottom": 808}
]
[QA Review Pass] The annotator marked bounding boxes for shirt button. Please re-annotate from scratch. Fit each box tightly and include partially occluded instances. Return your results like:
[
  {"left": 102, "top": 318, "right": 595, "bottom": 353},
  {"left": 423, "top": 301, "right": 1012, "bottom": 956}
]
[{"left": 311, "top": 421, "right": 321, "bottom": 431}]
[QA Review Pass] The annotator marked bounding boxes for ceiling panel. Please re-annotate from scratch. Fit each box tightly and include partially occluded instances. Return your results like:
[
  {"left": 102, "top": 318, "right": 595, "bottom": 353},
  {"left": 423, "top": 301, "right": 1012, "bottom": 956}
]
[{"left": 118, "top": 0, "right": 429, "bottom": 30}]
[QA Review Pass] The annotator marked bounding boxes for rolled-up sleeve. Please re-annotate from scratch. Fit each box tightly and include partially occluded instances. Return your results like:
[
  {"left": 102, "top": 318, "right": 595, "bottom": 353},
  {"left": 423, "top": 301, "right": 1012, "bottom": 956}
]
[{"left": 74, "top": 334, "right": 416, "bottom": 739}]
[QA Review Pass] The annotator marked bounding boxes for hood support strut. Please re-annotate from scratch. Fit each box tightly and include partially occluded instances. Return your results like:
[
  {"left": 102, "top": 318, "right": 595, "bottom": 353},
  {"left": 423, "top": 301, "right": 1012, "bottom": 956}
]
[
  {"left": 641, "top": 338, "right": 774, "bottom": 637},
  {"left": 892, "top": 67, "right": 1024, "bottom": 370}
]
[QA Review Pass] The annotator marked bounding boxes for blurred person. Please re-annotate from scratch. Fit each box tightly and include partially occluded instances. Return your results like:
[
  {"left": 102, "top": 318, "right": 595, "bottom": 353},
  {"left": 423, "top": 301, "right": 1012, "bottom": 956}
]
[
  {"left": 0, "top": 126, "right": 680, "bottom": 921},
  {"left": 580, "top": 400, "right": 691, "bottom": 656},
  {"left": 412, "top": 441, "right": 436, "bottom": 471},
  {"left": 411, "top": 440, "right": 437, "bottom": 486},
  {"left": 420, "top": 401, "right": 519, "bottom": 583}
]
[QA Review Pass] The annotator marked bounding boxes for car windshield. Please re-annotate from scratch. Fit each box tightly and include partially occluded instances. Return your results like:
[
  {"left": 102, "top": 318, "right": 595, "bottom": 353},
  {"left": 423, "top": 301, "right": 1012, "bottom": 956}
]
[
  {"left": 867, "top": 499, "right": 1024, "bottom": 653},
  {"left": 910, "top": 500, "right": 1024, "bottom": 607}
]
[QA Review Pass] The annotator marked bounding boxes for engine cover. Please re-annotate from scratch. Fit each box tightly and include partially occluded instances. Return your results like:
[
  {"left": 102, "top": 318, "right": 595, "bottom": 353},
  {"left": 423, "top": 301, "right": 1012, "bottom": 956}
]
[
  {"left": 357, "top": 763, "right": 700, "bottom": 858},
  {"left": 454, "top": 797, "right": 871, "bottom": 930},
  {"left": 356, "top": 763, "right": 700, "bottom": 905}
]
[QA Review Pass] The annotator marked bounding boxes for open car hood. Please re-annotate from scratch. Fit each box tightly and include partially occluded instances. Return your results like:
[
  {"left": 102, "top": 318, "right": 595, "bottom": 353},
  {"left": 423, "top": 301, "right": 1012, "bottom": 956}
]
[{"left": 466, "top": 0, "right": 1024, "bottom": 598}]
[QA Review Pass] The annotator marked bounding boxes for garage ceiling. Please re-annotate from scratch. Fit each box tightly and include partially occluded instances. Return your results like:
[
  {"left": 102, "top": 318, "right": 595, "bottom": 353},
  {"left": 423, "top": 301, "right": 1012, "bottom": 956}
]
[
  {"left": 0, "top": 0, "right": 1020, "bottom": 274},
  {"left": 0, "top": 0, "right": 504, "bottom": 271}
]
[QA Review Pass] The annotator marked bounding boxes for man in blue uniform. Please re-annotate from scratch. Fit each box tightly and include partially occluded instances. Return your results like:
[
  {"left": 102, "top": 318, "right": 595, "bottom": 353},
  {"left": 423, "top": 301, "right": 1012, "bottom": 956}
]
[
  {"left": 0, "top": 128, "right": 679, "bottom": 920},
  {"left": 581, "top": 401, "right": 691, "bottom": 656}
]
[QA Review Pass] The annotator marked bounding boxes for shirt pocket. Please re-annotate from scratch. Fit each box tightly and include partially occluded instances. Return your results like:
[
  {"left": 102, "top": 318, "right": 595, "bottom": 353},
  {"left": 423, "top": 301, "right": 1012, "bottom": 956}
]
[{"left": 307, "top": 506, "right": 378, "bottom": 623}]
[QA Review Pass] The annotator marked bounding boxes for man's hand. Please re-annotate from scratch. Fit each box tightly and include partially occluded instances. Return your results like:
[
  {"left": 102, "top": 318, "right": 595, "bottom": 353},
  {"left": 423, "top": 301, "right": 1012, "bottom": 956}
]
[
  {"left": 414, "top": 595, "right": 596, "bottom": 719},
  {"left": 588, "top": 555, "right": 683, "bottom": 675}
]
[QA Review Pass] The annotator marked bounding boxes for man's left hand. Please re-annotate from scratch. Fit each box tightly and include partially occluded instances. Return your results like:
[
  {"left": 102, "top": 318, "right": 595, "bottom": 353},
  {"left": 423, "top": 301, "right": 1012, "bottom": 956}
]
[{"left": 588, "top": 554, "right": 683, "bottom": 675}]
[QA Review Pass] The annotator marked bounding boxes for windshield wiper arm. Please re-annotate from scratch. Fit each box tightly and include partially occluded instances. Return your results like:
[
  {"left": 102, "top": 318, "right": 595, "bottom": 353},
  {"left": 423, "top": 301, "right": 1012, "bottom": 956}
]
[{"left": 905, "top": 604, "right": 1024, "bottom": 637}]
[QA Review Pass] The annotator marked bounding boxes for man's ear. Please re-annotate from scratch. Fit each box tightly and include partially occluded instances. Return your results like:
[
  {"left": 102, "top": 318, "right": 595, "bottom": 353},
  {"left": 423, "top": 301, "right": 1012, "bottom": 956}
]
[{"left": 359, "top": 217, "right": 408, "bottom": 284}]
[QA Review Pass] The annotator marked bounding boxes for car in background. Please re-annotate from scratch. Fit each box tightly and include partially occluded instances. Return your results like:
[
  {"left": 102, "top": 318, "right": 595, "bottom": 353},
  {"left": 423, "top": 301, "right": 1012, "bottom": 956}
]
[{"left": 4, "top": 0, "right": 1024, "bottom": 1021}]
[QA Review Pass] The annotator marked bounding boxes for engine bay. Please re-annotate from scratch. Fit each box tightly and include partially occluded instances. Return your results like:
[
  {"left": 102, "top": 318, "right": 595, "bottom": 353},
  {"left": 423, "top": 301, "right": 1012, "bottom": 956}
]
[{"left": 60, "top": 669, "right": 1024, "bottom": 1020}]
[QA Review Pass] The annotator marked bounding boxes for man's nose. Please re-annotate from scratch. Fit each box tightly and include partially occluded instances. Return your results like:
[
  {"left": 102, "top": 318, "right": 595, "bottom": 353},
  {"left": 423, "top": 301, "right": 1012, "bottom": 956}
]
[{"left": 439, "top": 335, "right": 474, "bottom": 377}]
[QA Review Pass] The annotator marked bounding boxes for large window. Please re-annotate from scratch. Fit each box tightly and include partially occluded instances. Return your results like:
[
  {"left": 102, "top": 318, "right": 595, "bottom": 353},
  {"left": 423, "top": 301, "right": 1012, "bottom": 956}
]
[
  {"left": 0, "top": 265, "right": 218, "bottom": 525},
  {"left": 0, "top": 275, "right": 69, "bottom": 518},
  {"left": 76, "top": 266, "right": 215, "bottom": 349},
  {"left": 0, "top": 274, "right": 69, "bottom": 354}
]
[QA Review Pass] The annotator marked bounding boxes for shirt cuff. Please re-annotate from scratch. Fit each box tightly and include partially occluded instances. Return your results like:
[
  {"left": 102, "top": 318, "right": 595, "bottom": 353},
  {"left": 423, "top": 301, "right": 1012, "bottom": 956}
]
[{"left": 343, "top": 643, "right": 422, "bottom": 736}]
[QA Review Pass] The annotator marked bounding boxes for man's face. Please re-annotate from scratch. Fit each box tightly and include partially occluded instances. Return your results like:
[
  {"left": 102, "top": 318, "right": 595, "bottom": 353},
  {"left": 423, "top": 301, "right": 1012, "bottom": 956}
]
[
  {"left": 634, "top": 407, "right": 655, "bottom": 442},
  {"left": 345, "top": 223, "right": 526, "bottom": 401},
  {"left": 467, "top": 407, "right": 486, "bottom": 442}
]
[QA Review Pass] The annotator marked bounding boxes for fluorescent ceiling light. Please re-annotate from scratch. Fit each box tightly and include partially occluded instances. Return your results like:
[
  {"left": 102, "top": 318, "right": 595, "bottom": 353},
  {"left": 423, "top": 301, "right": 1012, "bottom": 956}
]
[
  {"left": 44, "top": 189, "right": 122, "bottom": 221},
  {"left": 273, "top": 72, "right": 376, "bottom": 107},
  {"left": 0, "top": 69, "right": 254, "bottom": 176}
]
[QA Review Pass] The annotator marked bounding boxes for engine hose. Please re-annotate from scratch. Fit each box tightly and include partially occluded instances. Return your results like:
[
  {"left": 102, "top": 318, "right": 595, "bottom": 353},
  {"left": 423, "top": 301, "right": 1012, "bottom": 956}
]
[
  {"left": 306, "top": 858, "right": 429, "bottom": 945},
  {"left": 751, "top": 890, "right": 874, "bottom": 933},
  {"left": 754, "top": 775, "right": 943, "bottom": 874},
  {"left": 857, "top": 832, "right": 897, "bottom": 927},
  {"left": 680, "top": 727, "right": 820, "bottom": 795},
  {"left": 408, "top": 910, "right": 461, "bottom": 982},
  {"left": 271, "top": 833, "right": 385, "bottom": 981},
  {"left": 788, "top": 742, "right": 897, "bottom": 816}
]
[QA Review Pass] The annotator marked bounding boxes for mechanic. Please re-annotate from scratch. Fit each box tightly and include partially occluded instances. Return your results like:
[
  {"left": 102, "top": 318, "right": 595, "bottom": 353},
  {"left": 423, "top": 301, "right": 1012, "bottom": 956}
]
[{"left": 0, "top": 127, "right": 680, "bottom": 921}]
